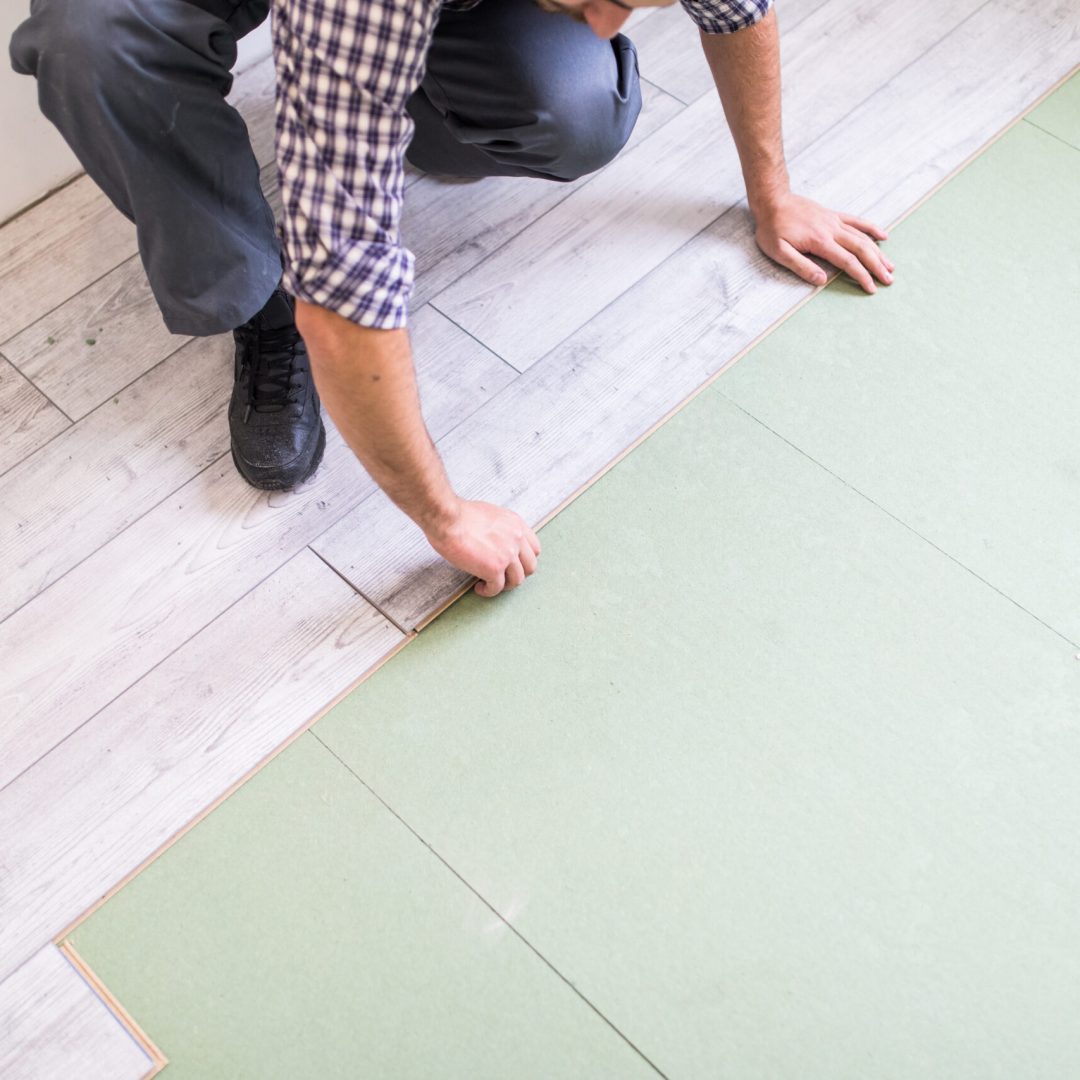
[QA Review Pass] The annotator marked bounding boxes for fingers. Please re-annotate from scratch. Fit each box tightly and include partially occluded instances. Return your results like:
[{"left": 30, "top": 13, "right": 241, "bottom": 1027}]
[
  {"left": 774, "top": 239, "right": 828, "bottom": 287},
  {"left": 475, "top": 518, "right": 541, "bottom": 598},
  {"left": 811, "top": 237, "right": 877, "bottom": 294},
  {"left": 520, "top": 543, "right": 538, "bottom": 578},
  {"left": 839, "top": 212, "right": 888, "bottom": 243},
  {"left": 504, "top": 557, "right": 526, "bottom": 589},
  {"left": 836, "top": 227, "right": 893, "bottom": 287},
  {"left": 475, "top": 569, "right": 505, "bottom": 598}
]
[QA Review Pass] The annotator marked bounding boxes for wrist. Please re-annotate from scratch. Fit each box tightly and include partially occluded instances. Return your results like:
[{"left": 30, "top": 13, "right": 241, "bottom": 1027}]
[
  {"left": 747, "top": 174, "right": 792, "bottom": 221},
  {"left": 416, "top": 491, "right": 463, "bottom": 542}
]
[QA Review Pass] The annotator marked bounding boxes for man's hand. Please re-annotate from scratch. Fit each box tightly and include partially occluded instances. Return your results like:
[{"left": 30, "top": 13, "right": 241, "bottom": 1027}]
[
  {"left": 297, "top": 301, "right": 542, "bottom": 598},
  {"left": 426, "top": 499, "right": 542, "bottom": 597},
  {"left": 753, "top": 191, "right": 894, "bottom": 294}
]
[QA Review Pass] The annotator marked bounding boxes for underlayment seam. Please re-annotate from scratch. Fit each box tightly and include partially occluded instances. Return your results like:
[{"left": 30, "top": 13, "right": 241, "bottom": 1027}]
[{"left": 717, "top": 392, "right": 1080, "bottom": 652}]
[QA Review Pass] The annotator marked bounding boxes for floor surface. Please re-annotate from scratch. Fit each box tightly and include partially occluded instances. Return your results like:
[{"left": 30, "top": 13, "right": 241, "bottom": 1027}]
[{"left": 67, "top": 82, "right": 1080, "bottom": 1079}]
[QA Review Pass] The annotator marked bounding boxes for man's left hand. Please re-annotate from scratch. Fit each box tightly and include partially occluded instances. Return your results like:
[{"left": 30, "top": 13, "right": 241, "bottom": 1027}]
[{"left": 752, "top": 191, "right": 894, "bottom": 294}]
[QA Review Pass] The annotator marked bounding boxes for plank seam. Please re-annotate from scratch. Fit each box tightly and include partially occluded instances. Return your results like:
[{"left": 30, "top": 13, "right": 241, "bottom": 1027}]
[
  {"left": 307, "top": 544, "right": 412, "bottom": 635},
  {"left": 0, "top": 347, "right": 74, "bottom": 426}
]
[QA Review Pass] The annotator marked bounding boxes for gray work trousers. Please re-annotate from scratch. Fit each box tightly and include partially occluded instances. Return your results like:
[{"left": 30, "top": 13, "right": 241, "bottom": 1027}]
[{"left": 9, "top": 0, "right": 642, "bottom": 335}]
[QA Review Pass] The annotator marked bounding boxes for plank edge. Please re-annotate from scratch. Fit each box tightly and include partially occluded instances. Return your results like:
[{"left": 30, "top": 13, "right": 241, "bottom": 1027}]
[
  {"left": 53, "top": 627, "right": 417, "bottom": 945},
  {"left": 54, "top": 941, "right": 166, "bottom": 1078}
]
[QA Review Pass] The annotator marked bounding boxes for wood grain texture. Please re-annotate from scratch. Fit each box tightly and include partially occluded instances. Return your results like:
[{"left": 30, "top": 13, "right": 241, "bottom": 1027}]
[
  {"left": 429, "top": 0, "right": 984, "bottom": 372},
  {"left": 0, "top": 335, "right": 232, "bottom": 623},
  {"left": 0, "top": 550, "right": 403, "bottom": 984},
  {"left": 405, "top": 77, "right": 685, "bottom": 311},
  {"left": 0, "top": 947, "right": 151, "bottom": 1080},
  {"left": 0, "top": 356, "right": 69, "bottom": 477},
  {"left": 627, "top": 0, "right": 833, "bottom": 106},
  {"left": 313, "top": 0, "right": 1078, "bottom": 630},
  {"left": 0, "top": 177, "right": 137, "bottom": 348},
  {"left": 2, "top": 258, "right": 189, "bottom": 422},
  {"left": 0, "top": 306, "right": 513, "bottom": 791}
]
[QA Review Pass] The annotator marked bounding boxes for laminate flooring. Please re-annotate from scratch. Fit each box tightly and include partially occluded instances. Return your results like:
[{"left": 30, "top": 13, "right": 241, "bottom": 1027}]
[{"left": 2, "top": 1, "right": 1077, "bottom": 1072}]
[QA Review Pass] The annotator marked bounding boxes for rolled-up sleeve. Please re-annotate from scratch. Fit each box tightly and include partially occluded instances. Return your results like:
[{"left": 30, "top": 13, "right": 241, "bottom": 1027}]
[
  {"left": 680, "top": 0, "right": 772, "bottom": 34},
  {"left": 271, "top": 0, "right": 441, "bottom": 328}
]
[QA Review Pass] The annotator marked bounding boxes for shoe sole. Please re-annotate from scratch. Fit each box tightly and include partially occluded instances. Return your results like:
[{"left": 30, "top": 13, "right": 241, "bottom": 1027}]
[{"left": 231, "top": 422, "right": 327, "bottom": 493}]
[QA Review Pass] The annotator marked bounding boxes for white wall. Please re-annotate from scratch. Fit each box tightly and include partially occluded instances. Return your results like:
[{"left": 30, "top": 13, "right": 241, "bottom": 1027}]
[
  {"left": 0, "top": 9, "right": 271, "bottom": 225},
  {"left": 0, "top": 1, "right": 82, "bottom": 224}
]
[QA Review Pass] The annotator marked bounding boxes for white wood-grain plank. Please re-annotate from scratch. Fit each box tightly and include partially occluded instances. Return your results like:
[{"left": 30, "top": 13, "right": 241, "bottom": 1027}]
[
  {"left": 627, "top": 0, "right": 833, "bottom": 106},
  {"left": 0, "top": 946, "right": 151, "bottom": 1080},
  {"left": 404, "top": 77, "right": 685, "bottom": 310},
  {"left": 313, "top": 0, "right": 1078, "bottom": 630},
  {"left": 0, "top": 177, "right": 138, "bottom": 348},
  {"left": 0, "top": 306, "right": 513, "bottom": 791},
  {"left": 2, "top": 260, "right": 188, "bottom": 422},
  {"left": 0, "top": 356, "right": 69, "bottom": 476},
  {"left": 430, "top": 0, "right": 984, "bottom": 373},
  {"left": 0, "top": 336, "right": 232, "bottom": 623},
  {"left": 0, "top": 549, "right": 403, "bottom": 984}
]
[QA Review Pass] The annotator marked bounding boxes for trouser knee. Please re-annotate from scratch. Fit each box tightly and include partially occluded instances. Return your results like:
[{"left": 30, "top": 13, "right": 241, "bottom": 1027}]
[{"left": 9, "top": 0, "right": 280, "bottom": 336}]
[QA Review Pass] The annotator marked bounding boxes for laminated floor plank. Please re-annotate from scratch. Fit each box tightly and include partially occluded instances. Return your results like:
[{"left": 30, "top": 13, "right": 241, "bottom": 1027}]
[
  {"left": 0, "top": 946, "right": 154, "bottom": 1080},
  {"left": 0, "top": 355, "right": 68, "bottom": 477}
]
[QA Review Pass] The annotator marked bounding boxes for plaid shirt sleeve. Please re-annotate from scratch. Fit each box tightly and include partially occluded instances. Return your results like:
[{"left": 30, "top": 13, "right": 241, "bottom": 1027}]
[
  {"left": 679, "top": 0, "right": 772, "bottom": 34},
  {"left": 271, "top": 0, "right": 441, "bottom": 329}
]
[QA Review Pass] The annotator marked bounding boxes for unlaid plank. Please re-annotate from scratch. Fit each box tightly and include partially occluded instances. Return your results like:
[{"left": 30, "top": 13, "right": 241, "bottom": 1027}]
[
  {"left": 312, "top": 0, "right": 1078, "bottom": 630},
  {"left": 0, "top": 177, "right": 137, "bottom": 347},
  {"left": 0, "top": 356, "right": 69, "bottom": 476},
  {"left": 0, "top": 335, "right": 232, "bottom": 623},
  {"left": 405, "top": 77, "right": 685, "bottom": 310},
  {"left": 429, "top": 0, "right": 984, "bottom": 372},
  {"left": 0, "top": 306, "right": 513, "bottom": 791},
  {"left": 0, "top": 946, "right": 151, "bottom": 1080},
  {"left": 0, "top": 550, "right": 403, "bottom": 985}
]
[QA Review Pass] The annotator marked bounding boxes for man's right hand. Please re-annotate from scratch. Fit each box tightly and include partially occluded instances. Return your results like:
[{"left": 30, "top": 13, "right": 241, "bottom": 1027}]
[
  {"left": 296, "top": 303, "right": 542, "bottom": 598},
  {"left": 426, "top": 499, "right": 542, "bottom": 597}
]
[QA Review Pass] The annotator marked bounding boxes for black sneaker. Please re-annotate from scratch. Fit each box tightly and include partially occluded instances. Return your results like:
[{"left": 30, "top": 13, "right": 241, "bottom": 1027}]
[{"left": 229, "top": 288, "right": 325, "bottom": 491}]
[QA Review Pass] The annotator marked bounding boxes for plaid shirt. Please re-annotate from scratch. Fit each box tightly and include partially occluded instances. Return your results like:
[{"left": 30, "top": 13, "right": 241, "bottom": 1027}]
[{"left": 271, "top": 0, "right": 772, "bottom": 328}]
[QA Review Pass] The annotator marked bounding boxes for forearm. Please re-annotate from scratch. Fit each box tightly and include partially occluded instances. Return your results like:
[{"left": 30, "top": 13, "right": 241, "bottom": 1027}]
[
  {"left": 295, "top": 300, "right": 458, "bottom": 535},
  {"left": 699, "top": 7, "right": 789, "bottom": 216}
]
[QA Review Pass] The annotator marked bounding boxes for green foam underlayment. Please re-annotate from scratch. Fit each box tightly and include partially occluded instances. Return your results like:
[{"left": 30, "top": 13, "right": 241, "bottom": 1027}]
[
  {"left": 1026, "top": 70, "right": 1080, "bottom": 150},
  {"left": 70, "top": 94, "right": 1080, "bottom": 1079}
]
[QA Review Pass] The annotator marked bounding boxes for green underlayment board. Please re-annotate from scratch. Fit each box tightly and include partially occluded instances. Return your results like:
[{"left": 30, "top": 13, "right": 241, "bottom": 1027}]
[
  {"left": 1026, "top": 70, "right": 1080, "bottom": 150},
  {"left": 69, "top": 93, "right": 1080, "bottom": 1078},
  {"left": 722, "top": 114, "right": 1080, "bottom": 644}
]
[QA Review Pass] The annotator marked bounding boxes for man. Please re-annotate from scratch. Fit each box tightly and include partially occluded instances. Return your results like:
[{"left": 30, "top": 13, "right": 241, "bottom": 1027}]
[{"left": 11, "top": 0, "right": 892, "bottom": 598}]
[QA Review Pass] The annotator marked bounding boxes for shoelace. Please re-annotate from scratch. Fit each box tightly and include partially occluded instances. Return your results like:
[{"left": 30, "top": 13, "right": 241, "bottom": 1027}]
[{"left": 243, "top": 324, "right": 302, "bottom": 421}]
